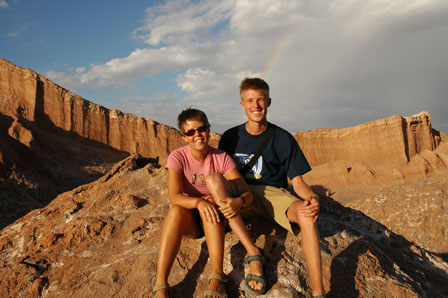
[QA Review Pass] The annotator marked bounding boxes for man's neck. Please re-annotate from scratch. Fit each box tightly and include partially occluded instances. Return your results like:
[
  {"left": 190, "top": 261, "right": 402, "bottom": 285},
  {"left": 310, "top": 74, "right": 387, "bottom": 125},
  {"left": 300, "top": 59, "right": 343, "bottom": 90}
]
[{"left": 245, "top": 121, "right": 269, "bottom": 136}]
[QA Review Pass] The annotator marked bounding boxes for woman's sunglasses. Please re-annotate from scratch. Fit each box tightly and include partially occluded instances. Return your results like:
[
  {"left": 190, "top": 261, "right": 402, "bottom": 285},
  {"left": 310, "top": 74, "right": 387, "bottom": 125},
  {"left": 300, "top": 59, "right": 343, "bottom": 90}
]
[{"left": 184, "top": 125, "right": 208, "bottom": 137}]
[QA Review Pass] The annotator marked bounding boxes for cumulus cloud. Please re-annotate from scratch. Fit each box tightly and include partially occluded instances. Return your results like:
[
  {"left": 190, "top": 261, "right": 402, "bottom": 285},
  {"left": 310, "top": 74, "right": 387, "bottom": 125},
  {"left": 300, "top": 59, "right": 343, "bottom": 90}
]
[
  {"left": 47, "top": 0, "right": 448, "bottom": 133},
  {"left": 134, "top": 0, "right": 234, "bottom": 46},
  {"left": 0, "top": 0, "right": 9, "bottom": 9}
]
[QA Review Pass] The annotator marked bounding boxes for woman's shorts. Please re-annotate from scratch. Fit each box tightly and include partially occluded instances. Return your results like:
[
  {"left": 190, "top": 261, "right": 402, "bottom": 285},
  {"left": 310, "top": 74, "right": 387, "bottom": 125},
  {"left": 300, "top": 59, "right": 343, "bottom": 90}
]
[{"left": 191, "top": 209, "right": 205, "bottom": 239}]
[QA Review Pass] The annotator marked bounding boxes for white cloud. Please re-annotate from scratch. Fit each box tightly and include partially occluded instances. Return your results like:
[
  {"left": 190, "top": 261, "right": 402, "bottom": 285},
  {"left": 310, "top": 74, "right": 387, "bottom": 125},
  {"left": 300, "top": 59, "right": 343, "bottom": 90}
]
[
  {"left": 0, "top": 0, "right": 9, "bottom": 9},
  {"left": 134, "top": 0, "right": 234, "bottom": 46},
  {"left": 75, "top": 67, "right": 86, "bottom": 74},
  {"left": 47, "top": 0, "right": 448, "bottom": 133}
]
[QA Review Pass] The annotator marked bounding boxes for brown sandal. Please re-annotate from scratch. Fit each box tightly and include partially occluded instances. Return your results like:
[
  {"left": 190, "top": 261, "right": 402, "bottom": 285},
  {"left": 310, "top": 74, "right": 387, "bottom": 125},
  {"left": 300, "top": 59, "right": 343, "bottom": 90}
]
[
  {"left": 203, "top": 273, "right": 228, "bottom": 298},
  {"left": 152, "top": 284, "right": 171, "bottom": 297}
]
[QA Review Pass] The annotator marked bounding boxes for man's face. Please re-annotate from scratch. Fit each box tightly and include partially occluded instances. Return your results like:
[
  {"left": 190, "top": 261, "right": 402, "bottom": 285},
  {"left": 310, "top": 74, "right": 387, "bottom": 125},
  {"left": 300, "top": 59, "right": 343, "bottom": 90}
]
[{"left": 240, "top": 88, "right": 271, "bottom": 124}]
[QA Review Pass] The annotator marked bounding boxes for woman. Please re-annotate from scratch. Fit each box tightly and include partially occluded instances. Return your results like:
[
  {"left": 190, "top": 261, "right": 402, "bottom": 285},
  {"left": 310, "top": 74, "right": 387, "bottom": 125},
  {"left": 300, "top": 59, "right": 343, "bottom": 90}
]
[{"left": 153, "top": 108, "right": 265, "bottom": 298}]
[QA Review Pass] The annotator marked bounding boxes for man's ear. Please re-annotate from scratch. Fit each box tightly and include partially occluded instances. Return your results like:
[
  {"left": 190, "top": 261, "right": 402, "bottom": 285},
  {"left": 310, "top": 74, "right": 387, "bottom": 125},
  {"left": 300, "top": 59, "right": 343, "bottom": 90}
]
[{"left": 267, "top": 97, "right": 272, "bottom": 108}]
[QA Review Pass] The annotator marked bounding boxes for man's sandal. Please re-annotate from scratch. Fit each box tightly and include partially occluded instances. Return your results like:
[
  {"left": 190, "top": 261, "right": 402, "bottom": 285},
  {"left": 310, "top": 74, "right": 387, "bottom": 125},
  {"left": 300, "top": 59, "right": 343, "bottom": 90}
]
[
  {"left": 152, "top": 284, "right": 171, "bottom": 297},
  {"left": 203, "top": 273, "right": 228, "bottom": 298},
  {"left": 243, "top": 250, "right": 267, "bottom": 296}
]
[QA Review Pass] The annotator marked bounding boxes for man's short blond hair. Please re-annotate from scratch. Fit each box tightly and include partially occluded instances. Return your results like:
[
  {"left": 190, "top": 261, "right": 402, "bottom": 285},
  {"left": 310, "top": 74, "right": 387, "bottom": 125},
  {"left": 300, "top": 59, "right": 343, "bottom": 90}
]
[{"left": 239, "top": 77, "right": 270, "bottom": 100}]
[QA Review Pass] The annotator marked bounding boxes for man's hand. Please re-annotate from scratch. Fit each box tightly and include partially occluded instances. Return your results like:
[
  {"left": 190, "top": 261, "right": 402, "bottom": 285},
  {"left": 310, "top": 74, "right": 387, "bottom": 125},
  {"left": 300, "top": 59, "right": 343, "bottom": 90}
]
[{"left": 300, "top": 197, "right": 320, "bottom": 222}]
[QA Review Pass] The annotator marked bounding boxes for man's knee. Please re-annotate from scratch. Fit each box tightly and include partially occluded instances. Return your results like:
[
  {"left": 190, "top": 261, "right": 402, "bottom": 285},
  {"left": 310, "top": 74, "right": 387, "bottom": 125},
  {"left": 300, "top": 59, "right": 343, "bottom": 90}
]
[{"left": 288, "top": 202, "right": 314, "bottom": 227}]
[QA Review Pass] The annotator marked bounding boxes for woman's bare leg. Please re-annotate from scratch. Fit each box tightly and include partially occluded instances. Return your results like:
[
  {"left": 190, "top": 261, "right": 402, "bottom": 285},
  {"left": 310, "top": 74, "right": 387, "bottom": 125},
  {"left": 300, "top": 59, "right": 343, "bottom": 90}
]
[
  {"left": 206, "top": 173, "right": 264, "bottom": 291},
  {"left": 155, "top": 205, "right": 198, "bottom": 298},
  {"left": 202, "top": 213, "right": 226, "bottom": 297}
]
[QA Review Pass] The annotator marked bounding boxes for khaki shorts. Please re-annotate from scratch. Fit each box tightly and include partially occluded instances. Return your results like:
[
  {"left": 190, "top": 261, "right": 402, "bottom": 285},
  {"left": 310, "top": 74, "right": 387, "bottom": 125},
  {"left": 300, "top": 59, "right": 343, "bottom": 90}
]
[{"left": 240, "top": 184, "right": 301, "bottom": 235}]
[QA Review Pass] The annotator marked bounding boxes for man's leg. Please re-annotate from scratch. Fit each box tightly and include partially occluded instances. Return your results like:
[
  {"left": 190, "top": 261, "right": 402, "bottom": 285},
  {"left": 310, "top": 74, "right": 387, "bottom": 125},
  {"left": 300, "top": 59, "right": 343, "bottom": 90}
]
[
  {"left": 287, "top": 201, "right": 324, "bottom": 297},
  {"left": 155, "top": 205, "right": 198, "bottom": 298},
  {"left": 206, "top": 173, "right": 264, "bottom": 292}
]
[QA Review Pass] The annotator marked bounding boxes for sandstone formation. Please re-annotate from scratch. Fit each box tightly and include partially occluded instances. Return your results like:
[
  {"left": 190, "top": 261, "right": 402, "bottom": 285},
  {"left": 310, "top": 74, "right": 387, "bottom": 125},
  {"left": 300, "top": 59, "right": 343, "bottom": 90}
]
[
  {"left": 295, "top": 112, "right": 448, "bottom": 202},
  {"left": 0, "top": 58, "right": 186, "bottom": 165},
  {"left": 348, "top": 175, "right": 448, "bottom": 254},
  {"left": 0, "top": 154, "right": 447, "bottom": 298}
]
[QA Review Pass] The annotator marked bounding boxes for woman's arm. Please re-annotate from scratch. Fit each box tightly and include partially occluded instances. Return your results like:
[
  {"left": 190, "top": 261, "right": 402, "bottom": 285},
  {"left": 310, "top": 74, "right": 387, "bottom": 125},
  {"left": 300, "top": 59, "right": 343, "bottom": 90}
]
[
  {"left": 167, "top": 168, "right": 221, "bottom": 224},
  {"left": 215, "top": 168, "right": 254, "bottom": 219},
  {"left": 225, "top": 168, "right": 254, "bottom": 208}
]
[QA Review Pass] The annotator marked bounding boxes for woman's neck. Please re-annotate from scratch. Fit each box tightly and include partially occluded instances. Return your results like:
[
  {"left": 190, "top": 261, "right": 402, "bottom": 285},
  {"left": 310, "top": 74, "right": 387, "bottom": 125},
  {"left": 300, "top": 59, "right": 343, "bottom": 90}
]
[{"left": 190, "top": 145, "right": 209, "bottom": 161}]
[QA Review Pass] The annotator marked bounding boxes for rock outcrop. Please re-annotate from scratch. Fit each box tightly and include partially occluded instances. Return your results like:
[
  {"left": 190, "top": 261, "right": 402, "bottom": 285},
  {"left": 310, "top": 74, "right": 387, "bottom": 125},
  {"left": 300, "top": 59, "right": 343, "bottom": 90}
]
[
  {"left": 348, "top": 175, "right": 448, "bottom": 254},
  {"left": 295, "top": 112, "right": 448, "bottom": 202},
  {"left": 0, "top": 58, "right": 185, "bottom": 165},
  {"left": 2, "top": 57, "right": 446, "bottom": 209},
  {"left": 1, "top": 58, "right": 188, "bottom": 229},
  {"left": 0, "top": 155, "right": 447, "bottom": 297}
]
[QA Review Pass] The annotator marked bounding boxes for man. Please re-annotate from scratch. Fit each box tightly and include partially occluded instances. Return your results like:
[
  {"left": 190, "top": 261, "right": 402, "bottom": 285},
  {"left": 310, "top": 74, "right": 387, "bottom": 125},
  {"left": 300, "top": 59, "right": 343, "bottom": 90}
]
[{"left": 218, "top": 77, "right": 325, "bottom": 297}]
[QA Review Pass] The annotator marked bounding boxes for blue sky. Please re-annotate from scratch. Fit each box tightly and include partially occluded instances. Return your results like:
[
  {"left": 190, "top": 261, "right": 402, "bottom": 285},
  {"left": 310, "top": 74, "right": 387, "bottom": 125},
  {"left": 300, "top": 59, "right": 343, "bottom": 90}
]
[{"left": 1, "top": 0, "right": 448, "bottom": 134}]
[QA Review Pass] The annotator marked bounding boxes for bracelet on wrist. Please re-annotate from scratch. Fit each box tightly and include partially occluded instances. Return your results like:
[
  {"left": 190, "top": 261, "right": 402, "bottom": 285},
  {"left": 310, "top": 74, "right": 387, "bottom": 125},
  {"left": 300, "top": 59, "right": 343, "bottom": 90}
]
[{"left": 240, "top": 196, "right": 246, "bottom": 208}]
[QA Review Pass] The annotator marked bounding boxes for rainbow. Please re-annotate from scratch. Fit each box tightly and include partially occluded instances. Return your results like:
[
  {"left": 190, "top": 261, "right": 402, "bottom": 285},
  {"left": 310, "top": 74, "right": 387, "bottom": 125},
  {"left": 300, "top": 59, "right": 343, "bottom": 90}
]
[{"left": 262, "top": 33, "right": 295, "bottom": 81}]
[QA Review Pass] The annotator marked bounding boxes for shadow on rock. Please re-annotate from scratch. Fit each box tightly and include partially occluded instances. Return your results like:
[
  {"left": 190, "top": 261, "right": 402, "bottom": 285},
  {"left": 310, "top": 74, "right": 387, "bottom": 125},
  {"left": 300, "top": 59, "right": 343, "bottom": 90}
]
[{"left": 316, "top": 193, "right": 448, "bottom": 298}]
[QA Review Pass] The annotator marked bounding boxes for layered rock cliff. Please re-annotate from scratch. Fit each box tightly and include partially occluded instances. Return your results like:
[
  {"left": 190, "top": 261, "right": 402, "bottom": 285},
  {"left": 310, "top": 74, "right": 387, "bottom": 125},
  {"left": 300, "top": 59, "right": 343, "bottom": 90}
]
[
  {"left": 0, "top": 58, "right": 185, "bottom": 164},
  {"left": 295, "top": 112, "right": 448, "bottom": 202},
  {"left": 1, "top": 56, "right": 448, "bottom": 225}
]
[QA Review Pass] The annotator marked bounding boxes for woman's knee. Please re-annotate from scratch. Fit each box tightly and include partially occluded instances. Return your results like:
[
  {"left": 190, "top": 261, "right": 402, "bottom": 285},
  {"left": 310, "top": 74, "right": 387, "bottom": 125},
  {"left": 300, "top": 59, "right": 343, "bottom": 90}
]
[
  {"left": 166, "top": 205, "right": 191, "bottom": 223},
  {"left": 165, "top": 205, "right": 198, "bottom": 236},
  {"left": 206, "top": 173, "right": 224, "bottom": 188}
]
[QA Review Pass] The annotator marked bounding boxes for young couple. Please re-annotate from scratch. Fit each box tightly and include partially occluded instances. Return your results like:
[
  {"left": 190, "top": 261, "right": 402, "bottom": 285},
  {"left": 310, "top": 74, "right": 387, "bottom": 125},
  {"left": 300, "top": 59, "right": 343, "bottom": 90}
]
[{"left": 153, "top": 78, "right": 326, "bottom": 298}]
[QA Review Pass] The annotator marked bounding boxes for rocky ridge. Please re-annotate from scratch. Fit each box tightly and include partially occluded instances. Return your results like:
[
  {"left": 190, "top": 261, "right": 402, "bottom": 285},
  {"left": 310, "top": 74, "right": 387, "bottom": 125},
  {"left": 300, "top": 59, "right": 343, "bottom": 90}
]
[
  {"left": 295, "top": 112, "right": 448, "bottom": 202},
  {"left": 0, "top": 155, "right": 447, "bottom": 297}
]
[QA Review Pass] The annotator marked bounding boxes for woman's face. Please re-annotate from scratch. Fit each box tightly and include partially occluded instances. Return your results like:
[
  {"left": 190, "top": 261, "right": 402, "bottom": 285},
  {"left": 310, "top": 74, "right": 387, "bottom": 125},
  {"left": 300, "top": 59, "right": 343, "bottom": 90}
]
[{"left": 181, "top": 119, "right": 210, "bottom": 152}]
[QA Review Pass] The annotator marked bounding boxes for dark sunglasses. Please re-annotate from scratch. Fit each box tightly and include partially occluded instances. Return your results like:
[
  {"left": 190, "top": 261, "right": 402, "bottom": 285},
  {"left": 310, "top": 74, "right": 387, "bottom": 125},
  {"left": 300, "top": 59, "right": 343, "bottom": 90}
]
[{"left": 184, "top": 125, "right": 208, "bottom": 136}]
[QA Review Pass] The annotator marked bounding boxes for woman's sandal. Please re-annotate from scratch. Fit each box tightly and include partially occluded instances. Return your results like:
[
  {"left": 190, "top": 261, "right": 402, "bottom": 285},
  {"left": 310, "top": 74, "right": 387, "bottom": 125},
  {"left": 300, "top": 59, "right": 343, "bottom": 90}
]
[
  {"left": 152, "top": 284, "right": 171, "bottom": 297},
  {"left": 203, "top": 273, "right": 228, "bottom": 298},
  {"left": 243, "top": 249, "right": 267, "bottom": 296}
]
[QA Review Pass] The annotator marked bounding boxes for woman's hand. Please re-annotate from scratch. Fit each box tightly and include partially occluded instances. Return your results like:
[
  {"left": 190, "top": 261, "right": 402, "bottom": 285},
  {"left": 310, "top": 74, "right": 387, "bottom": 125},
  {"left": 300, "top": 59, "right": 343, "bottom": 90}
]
[
  {"left": 197, "top": 199, "right": 221, "bottom": 224},
  {"left": 218, "top": 197, "right": 243, "bottom": 219}
]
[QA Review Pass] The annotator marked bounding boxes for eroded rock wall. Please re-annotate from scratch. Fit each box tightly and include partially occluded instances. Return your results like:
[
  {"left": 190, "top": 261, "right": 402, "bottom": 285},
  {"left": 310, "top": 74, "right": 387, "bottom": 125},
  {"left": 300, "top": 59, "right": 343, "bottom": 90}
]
[
  {"left": 294, "top": 112, "right": 439, "bottom": 168},
  {"left": 0, "top": 58, "right": 185, "bottom": 164}
]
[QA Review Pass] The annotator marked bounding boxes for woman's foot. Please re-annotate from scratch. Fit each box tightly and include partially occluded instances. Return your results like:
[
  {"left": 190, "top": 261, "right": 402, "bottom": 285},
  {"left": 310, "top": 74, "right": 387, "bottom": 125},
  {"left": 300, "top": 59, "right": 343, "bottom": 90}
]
[
  {"left": 244, "top": 248, "right": 266, "bottom": 295},
  {"left": 248, "top": 253, "right": 264, "bottom": 291},
  {"left": 153, "top": 284, "right": 170, "bottom": 298},
  {"left": 204, "top": 273, "right": 227, "bottom": 298}
]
